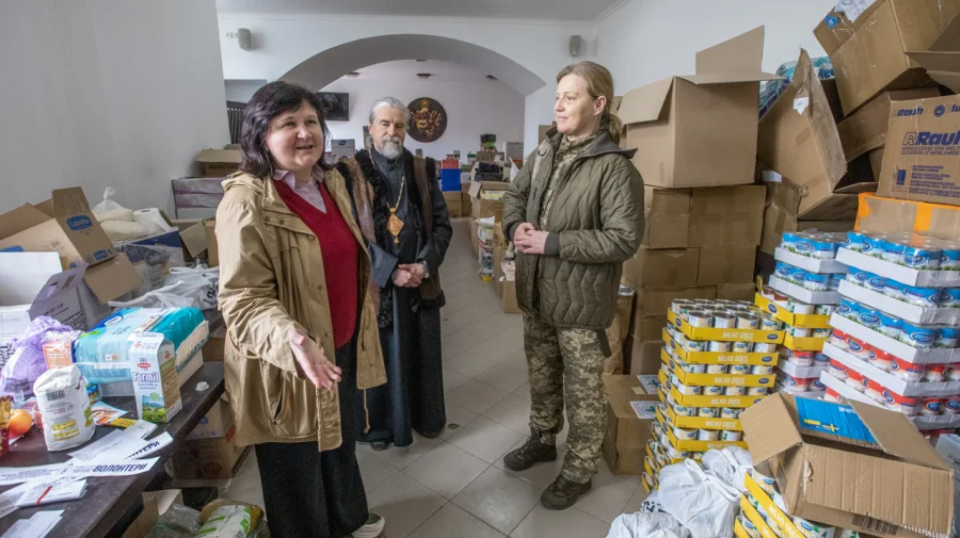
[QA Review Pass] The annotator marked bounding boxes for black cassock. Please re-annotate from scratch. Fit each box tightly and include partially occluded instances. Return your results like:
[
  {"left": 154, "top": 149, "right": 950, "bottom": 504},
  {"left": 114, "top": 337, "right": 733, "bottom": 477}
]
[{"left": 357, "top": 148, "right": 452, "bottom": 446}]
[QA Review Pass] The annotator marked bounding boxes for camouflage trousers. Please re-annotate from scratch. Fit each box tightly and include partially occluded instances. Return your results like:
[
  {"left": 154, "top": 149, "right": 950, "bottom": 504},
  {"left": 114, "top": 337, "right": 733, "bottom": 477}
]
[{"left": 523, "top": 313, "right": 608, "bottom": 484}]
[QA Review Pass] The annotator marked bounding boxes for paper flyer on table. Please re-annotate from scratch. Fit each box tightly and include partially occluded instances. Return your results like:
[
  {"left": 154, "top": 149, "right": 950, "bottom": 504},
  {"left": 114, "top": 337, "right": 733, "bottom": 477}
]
[
  {"left": 15, "top": 479, "right": 87, "bottom": 508},
  {"left": 124, "top": 433, "right": 173, "bottom": 460},
  {"left": 0, "top": 466, "right": 66, "bottom": 488},
  {"left": 64, "top": 457, "right": 158, "bottom": 479},
  {"left": 0, "top": 510, "right": 63, "bottom": 538},
  {"left": 67, "top": 420, "right": 157, "bottom": 461}
]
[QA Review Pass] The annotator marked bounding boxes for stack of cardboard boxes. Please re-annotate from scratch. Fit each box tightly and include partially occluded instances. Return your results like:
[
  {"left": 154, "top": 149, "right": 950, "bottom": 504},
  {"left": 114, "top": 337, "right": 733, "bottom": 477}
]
[
  {"left": 616, "top": 27, "right": 773, "bottom": 376},
  {"left": 759, "top": 0, "right": 960, "bottom": 261}
]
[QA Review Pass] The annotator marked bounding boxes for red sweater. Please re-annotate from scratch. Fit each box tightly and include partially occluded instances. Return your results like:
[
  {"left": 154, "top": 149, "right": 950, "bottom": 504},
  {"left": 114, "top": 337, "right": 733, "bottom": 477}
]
[{"left": 275, "top": 180, "right": 359, "bottom": 349}]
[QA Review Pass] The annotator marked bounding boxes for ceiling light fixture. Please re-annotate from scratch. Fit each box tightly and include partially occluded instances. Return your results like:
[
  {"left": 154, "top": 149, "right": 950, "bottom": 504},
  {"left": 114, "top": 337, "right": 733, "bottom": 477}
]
[
  {"left": 417, "top": 73, "right": 432, "bottom": 79},
  {"left": 345, "top": 71, "right": 360, "bottom": 78},
  {"left": 486, "top": 75, "right": 498, "bottom": 81}
]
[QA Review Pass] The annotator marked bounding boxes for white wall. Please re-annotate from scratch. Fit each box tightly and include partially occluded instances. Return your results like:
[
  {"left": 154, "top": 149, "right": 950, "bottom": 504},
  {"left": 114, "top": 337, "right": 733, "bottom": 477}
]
[
  {"left": 217, "top": 14, "right": 594, "bottom": 154},
  {"left": 225, "top": 79, "right": 269, "bottom": 102},
  {"left": 594, "top": 0, "right": 838, "bottom": 93},
  {"left": 321, "top": 78, "right": 524, "bottom": 160},
  {"left": 0, "top": 0, "right": 230, "bottom": 214}
]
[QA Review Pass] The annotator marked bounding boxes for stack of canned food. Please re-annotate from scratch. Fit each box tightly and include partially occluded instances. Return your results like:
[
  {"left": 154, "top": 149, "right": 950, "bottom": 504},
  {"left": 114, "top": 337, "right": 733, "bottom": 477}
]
[
  {"left": 823, "top": 330, "right": 960, "bottom": 419},
  {"left": 845, "top": 266, "right": 960, "bottom": 309},
  {"left": 846, "top": 231, "right": 960, "bottom": 270},
  {"left": 776, "top": 349, "right": 830, "bottom": 395},
  {"left": 773, "top": 262, "right": 844, "bottom": 292},
  {"left": 739, "top": 469, "right": 862, "bottom": 538},
  {"left": 781, "top": 231, "right": 849, "bottom": 260},
  {"left": 837, "top": 298, "right": 959, "bottom": 348},
  {"left": 648, "top": 297, "right": 784, "bottom": 489}
]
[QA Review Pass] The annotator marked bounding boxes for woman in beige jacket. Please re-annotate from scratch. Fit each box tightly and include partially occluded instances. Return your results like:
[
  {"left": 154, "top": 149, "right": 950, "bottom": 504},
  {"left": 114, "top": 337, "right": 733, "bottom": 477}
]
[{"left": 216, "top": 81, "right": 387, "bottom": 538}]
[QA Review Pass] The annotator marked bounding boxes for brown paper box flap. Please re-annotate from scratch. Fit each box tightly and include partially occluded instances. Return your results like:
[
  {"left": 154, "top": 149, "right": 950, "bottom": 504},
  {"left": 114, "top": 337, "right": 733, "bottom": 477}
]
[
  {"left": 907, "top": 51, "right": 960, "bottom": 92},
  {"left": 740, "top": 394, "right": 803, "bottom": 466},
  {"left": 759, "top": 50, "right": 847, "bottom": 204},
  {"left": 51, "top": 187, "right": 93, "bottom": 216},
  {"left": 83, "top": 254, "right": 143, "bottom": 303},
  {"left": 0, "top": 204, "right": 53, "bottom": 241},
  {"left": 695, "top": 26, "right": 765, "bottom": 75},
  {"left": 929, "top": 10, "right": 960, "bottom": 52},
  {"left": 196, "top": 149, "right": 242, "bottom": 164},
  {"left": 679, "top": 72, "right": 784, "bottom": 85},
  {"left": 618, "top": 78, "right": 675, "bottom": 124},
  {"left": 848, "top": 400, "right": 952, "bottom": 470},
  {"left": 179, "top": 222, "right": 209, "bottom": 258}
]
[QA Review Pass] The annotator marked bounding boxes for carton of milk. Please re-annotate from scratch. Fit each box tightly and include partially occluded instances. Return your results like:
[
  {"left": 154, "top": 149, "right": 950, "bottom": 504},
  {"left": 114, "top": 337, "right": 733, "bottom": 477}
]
[{"left": 129, "top": 333, "right": 182, "bottom": 423}]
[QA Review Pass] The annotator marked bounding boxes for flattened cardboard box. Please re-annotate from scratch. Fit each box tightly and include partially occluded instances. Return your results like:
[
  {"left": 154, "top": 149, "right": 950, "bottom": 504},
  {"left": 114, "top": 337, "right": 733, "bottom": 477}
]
[
  {"left": 603, "top": 375, "right": 659, "bottom": 475},
  {"left": 741, "top": 393, "right": 954, "bottom": 538},
  {"left": 821, "top": 0, "right": 960, "bottom": 115},
  {"left": 618, "top": 27, "right": 780, "bottom": 188},
  {"left": 644, "top": 186, "right": 766, "bottom": 249},
  {"left": 878, "top": 94, "right": 960, "bottom": 205},
  {"left": 759, "top": 181, "right": 856, "bottom": 256}
]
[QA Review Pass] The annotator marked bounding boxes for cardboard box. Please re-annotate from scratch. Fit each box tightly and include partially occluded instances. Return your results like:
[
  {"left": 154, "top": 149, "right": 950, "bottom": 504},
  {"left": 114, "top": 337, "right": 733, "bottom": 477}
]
[
  {"left": 201, "top": 336, "right": 225, "bottom": 362},
  {"left": 502, "top": 279, "right": 519, "bottom": 313},
  {"left": 697, "top": 245, "right": 755, "bottom": 286},
  {"left": 121, "top": 494, "right": 159, "bottom": 538},
  {"left": 618, "top": 27, "right": 780, "bottom": 188},
  {"left": 821, "top": 0, "right": 960, "bottom": 115},
  {"left": 643, "top": 186, "right": 765, "bottom": 249},
  {"left": 461, "top": 182, "right": 473, "bottom": 218},
  {"left": 168, "top": 427, "right": 250, "bottom": 480},
  {"left": 629, "top": 287, "right": 716, "bottom": 340},
  {"left": 0, "top": 252, "right": 138, "bottom": 364},
  {"left": 742, "top": 393, "right": 954, "bottom": 538},
  {"left": 470, "top": 219, "right": 480, "bottom": 256},
  {"left": 443, "top": 192, "right": 462, "bottom": 218},
  {"left": 602, "top": 375, "right": 659, "bottom": 475},
  {"left": 187, "top": 399, "right": 234, "bottom": 441},
  {"left": 856, "top": 192, "right": 960, "bottom": 241},
  {"left": 625, "top": 337, "right": 665, "bottom": 375},
  {"left": 868, "top": 148, "right": 884, "bottom": 181},
  {"left": 716, "top": 283, "right": 758, "bottom": 302},
  {"left": 813, "top": 1, "right": 886, "bottom": 56},
  {"left": 468, "top": 181, "right": 510, "bottom": 219},
  {"left": 758, "top": 51, "right": 865, "bottom": 220},
  {"left": 205, "top": 220, "right": 218, "bottom": 267},
  {"left": 195, "top": 148, "right": 242, "bottom": 177},
  {"left": 759, "top": 181, "right": 857, "bottom": 256},
  {"left": 621, "top": 247, "right": 700, "bottom": 289},
  {"left": 838, "top": 88, "right": 941, "bottom": 162},
  {"left": 878, "top": 94, "right": 960, "bottom": 205},
  {"left": 0, "top": 187, "right": 120, "bottom": 268}
]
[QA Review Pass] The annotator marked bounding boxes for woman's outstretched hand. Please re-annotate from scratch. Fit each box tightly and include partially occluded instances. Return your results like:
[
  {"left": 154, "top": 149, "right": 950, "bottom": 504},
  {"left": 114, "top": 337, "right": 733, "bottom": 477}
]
[{"left": 288, "top": 328, "right": 342, "bottom": 390}]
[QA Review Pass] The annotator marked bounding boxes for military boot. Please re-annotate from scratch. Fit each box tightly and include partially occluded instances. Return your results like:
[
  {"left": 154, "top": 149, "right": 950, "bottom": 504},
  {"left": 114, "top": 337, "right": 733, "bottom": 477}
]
[
  {"left": 502, "top": 435, "right": 557, "bottom": 472},
  {"left": 541, "top": 475, "right": 592, "bottom": 510}
]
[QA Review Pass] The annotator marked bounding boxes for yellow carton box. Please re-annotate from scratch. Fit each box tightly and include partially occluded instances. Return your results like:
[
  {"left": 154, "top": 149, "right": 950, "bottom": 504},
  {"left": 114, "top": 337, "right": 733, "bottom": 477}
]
[
  {"left": 669, "top": 387, "right": 766, "bottom": 408},
  {"left": 666, "top": 428, "right": 748, "bottom": 452},
  {"left": 744, "top": 473, "right": 807, "bottom": 538},
  {"left": 663, "top": 332, "right": 780, "bottom": 365},
  {"left": 734, "top": 519, "right": 752, "bottom": 538},
  {"left": 782, "top": 334, "right": 826, "bottom": 352},
  {"left": 740, "top": 496, "right": 781, "bottom": 538},
  {"left": 755, "top": 294, "right": 831, "bottom": 329},
  {"left": 668, "top": 311, "right": 785, "bottom": 343},
  {"left": 659, "top": 404, "right": 743, "bottom": 431},
  {"left": 672, "top": 365, "right": 776, "bottom": 388}
]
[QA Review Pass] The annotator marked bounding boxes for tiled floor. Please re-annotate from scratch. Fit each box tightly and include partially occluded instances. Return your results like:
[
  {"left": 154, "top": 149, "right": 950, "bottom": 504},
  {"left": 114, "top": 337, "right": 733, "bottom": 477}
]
[{"left": 224, "top": 219, "right": 645, "bottom": 537}]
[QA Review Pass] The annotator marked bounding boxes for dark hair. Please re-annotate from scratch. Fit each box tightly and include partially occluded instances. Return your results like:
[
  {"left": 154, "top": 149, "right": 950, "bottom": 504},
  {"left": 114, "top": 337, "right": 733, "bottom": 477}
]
[{"left": 239, "top": 81, "right": 332, "bottom": 177}]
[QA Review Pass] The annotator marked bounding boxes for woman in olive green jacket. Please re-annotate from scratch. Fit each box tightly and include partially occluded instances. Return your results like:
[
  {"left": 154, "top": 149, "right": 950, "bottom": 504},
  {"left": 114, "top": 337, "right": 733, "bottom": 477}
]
[{"left": 501, "top": 62, "right": 644, "bottom": 511}]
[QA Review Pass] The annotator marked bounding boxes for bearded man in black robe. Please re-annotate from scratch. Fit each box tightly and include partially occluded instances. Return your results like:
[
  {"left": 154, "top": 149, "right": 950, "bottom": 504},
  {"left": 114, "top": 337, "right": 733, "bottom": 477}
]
[{"left": 337, "top": 97, "right": 452, "bottom": 450}]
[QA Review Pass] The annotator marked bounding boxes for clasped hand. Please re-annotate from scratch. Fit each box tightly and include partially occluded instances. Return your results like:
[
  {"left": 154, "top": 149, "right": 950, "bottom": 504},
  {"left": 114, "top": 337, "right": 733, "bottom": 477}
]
[
  {"left": 392, "top": 263, "right": 425, "bottom": 288},
  {"left": 513, "top": 223, "right": 549, "bottom": 255}
]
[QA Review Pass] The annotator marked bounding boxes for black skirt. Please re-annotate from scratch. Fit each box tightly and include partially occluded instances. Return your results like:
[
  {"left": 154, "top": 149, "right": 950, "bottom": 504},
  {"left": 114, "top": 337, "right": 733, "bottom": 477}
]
[{"left": 255, "top": 336, "right": 369, "bottom": 538}]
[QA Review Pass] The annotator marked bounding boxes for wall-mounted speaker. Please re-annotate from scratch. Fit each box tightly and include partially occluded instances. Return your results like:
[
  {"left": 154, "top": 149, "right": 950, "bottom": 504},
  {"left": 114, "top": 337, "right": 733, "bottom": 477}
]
[
  {"left": 238, "top": 28, "right": 253, "bottom": 51},
  {"left": 569, "top": 35, "right": 583, "bottom": 57}
]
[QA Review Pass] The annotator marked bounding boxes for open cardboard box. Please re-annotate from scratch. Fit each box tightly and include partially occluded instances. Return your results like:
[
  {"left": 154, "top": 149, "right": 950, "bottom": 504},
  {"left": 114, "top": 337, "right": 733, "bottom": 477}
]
[
  {"left": 643, "top": 186, "right": 765, "bottom": 249},
  {"left": 618, "top": 26, "right": 780, "bottom": 188},
  {"left": 603, "top": 375, "right": 659, "bottom": 475},
  {"left": 758, "top": 50, "right": 877, "bottom": 220},
  {"left": 741, "top": 393, "right": 954, "bottom": 538}
]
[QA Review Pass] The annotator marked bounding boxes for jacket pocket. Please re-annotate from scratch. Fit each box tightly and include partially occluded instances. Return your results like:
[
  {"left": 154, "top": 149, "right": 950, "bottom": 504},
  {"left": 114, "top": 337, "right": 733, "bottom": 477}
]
[{"left": 260, "top": 361, "right": 288, "bottom": 425}]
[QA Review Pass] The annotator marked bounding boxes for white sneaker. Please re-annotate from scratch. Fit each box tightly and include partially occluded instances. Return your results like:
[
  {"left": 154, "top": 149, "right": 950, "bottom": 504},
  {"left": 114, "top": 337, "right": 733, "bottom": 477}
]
[{"left": 352, "top": 513, "right": 385, "bottom": 538}]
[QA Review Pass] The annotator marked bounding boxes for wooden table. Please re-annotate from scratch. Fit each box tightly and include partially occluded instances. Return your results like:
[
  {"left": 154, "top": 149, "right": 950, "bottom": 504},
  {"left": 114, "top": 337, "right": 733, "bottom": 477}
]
[{"left": 0, "top": 362, "right": 225, "bottom": 537}]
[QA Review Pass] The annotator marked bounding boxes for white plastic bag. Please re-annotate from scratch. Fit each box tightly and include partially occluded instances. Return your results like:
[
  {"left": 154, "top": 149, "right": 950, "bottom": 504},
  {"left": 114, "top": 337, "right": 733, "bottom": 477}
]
[
  {"left": 33, "top": 365, "right": 95, "bottom": 451},
  {"left": 108, "top": 281, "right": 200, "bottom": 309},
  {"left": 92, "top": 187, "right": 134, "bottom": 223},
  {"left": 606, "top": 512, "right": 689, "bottom": 538},
  {"left": 658, "top": 460, "right": 741, "bottom": 538},
  {"left": 163, "top": 266, "right": 220, "bottom": 310},
  {"left": 702, "top": 446, "right": 753, "bottom": 492}
]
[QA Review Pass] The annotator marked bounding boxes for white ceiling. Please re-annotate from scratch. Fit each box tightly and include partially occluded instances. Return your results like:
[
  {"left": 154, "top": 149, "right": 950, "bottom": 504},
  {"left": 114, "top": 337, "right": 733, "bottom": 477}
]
[
  {"left": 216, "top": 0, "right": 621, "bottom": 22},
  {"left": 341, "top": 60, "right": 500, "bottom": 83}
]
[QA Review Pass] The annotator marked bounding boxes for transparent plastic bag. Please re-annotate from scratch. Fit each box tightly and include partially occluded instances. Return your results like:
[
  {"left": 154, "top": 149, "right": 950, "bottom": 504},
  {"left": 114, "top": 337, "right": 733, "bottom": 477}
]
[
  {"left": 164, "top": 266, "right": 220, "bottom": 310},
  {"left": 197, "top": 499, "right": 264, "bottom": 538},
  {"left": 0, "top": 317, "right": 75, "bottom": 397},
  {"left": 658, "top": 459, "right": 741, "bottom": 538},
  {"left": 108, "top": 281, "right": 200, "bottom": 309},
  {"left": 145, "top": 503, "right": 201, "bottom": 538}
]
